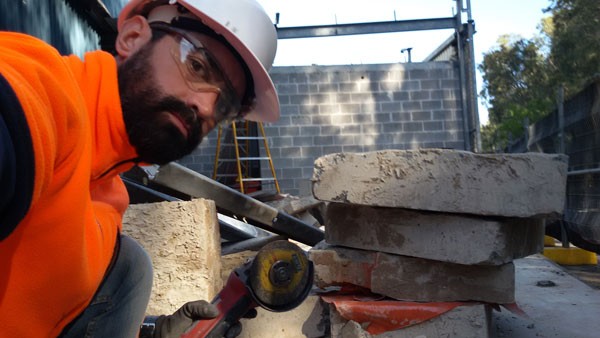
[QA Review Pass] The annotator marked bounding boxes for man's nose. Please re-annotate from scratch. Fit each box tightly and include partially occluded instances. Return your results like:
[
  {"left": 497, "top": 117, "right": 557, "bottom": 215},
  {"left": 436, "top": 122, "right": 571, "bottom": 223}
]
[
  {"left": 189, "top": 91, "right": 219, "bottom": 121},
  {"left": 188, "top": 91, "right": 220, "bottom": 133}
]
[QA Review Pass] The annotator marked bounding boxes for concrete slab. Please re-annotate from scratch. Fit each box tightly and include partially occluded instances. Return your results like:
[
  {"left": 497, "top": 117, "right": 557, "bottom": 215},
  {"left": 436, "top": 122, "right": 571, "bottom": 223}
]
[
  {"left": 238, "top": 296, "right": 328, "bottom": 338},
  {"left": 312, "top": 149, "right": 567, "bottom": 217},
  {"left": 310, "top": 243, "right": 515, "bottom": 303},
  {"left": 325, "top": 202, "right": 544, "bottom": 265},
  {"left": 123, "top": 199, "right": 222, "bottom": 315},
  {"left": 494, "top": 255, "right": 600, "bottom": 338}
]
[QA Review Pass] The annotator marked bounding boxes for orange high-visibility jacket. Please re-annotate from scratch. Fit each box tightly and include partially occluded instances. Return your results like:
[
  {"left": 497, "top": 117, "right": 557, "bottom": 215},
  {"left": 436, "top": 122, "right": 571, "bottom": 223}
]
[{"left": 0, "top": 32, "right": 139, "bottom": 337}]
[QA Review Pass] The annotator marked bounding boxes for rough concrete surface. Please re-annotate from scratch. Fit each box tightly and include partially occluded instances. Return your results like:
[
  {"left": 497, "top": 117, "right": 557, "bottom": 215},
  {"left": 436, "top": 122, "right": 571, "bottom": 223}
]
[
  {"left": 325, "top": 202, "right": 544, "bottom": 265},
  {"left": 122, "top": 199, "right": 222, "bottom": 315},
  {"left": 238, "top": 296, "right": 328, "bottom": 338},
  {"left": 330, "top": 303, "right": 492, "bottom": 338},
  {"left": 312, "top": 149, "right": 568, "bottom": 217},
  {"left": 310, "top": 243, "right": 515, "bottom": 303},
  {"left": 493, "top": 255, "right": 600, "bottom": 338}
]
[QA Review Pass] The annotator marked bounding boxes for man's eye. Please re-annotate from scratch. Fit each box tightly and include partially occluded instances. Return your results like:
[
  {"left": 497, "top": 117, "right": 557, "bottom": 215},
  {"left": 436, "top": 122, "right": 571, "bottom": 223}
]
[{"left": 187, "top": 57, "right": 208, "bottom": 78}]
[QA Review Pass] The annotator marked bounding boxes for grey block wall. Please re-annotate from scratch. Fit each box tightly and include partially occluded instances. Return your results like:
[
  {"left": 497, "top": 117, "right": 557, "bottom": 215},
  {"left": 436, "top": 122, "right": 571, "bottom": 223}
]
[{"left": 180, "top": 61, "right": 465, "bottom": 196}]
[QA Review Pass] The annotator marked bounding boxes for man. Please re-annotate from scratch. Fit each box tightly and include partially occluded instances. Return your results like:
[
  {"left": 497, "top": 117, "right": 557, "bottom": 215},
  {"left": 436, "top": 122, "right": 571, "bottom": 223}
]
[{"left": 0, "top": 0, "right": 279, "bottom": 337}]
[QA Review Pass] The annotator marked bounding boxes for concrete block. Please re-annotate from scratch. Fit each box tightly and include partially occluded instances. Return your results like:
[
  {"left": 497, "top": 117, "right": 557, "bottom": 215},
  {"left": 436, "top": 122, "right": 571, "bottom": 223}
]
[
  {"left": 238, "top": 296, "right": 328, "bottom": 338},
  {"left": 310, "top": 243, "right": 515, "bottom": 303},
  {"left": 312, "top": 149, "right": 568, "bottom": 217},
  {"left": 330, "top": 303, "right": 492, "bottom": 338},
  {"left": 122, "top": 199, "right": 222, "bottom": 315},
  {"left": 325, "top": 203, "right": 544, "bottom": 265}
]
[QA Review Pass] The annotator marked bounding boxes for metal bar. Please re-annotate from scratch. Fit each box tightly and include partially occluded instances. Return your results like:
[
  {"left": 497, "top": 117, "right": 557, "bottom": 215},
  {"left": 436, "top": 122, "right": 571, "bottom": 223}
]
[
  {"left": 236, "top": 137, "right": 265, "bottom": 140},
  {"left": 258, "top": 122, "right": 281, "bottom": 194},
  {"left": 147, "top": 163, "right": 324, "bottom": 245},
  {"left": 568, "top": 168, "right": 600, "bottom": 176},
  {"left": 241, "top": 178, "right": 275, "bottom": 182},
  {"left": 221, "top": 235, "right": 287, "bottom": 256},
  {"left": 218, "top": 158, "right": 270, "bottom": 162},
  {"left": 276, "top": 17, "right": 456, "bottom": 39},
  {"left": 558, "top": 86, "right": 565, "bottom": 154},
  {"left": 238, "top": 157, "right": 271, "bottom": 161},
  {"left": 454, "top": 17, "right": 471, "bottom": 150},
  {"left": 465, "top": 18, "right": 481, "bottom": 151},
  {"left": 218, "top": 213, "right": 271, "bottom": 241},
  {"left": 231, "top": 122, "right": 245, "bottom": 193},
  {"left": 212, "top": 125, "right": 223, "bottom": 180}
]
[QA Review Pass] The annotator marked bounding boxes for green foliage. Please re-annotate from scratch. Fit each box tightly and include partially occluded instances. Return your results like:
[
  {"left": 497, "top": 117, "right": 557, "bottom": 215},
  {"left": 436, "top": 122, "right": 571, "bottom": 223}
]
[
  {"left": 547, "top": 0, "right": 600, "bottom": 95},
  {"left": 479, "top": 35, "right": 554, "bottom": 151},
  {"left": 479, "top": 0, "right": 600, "bottom": 151}
]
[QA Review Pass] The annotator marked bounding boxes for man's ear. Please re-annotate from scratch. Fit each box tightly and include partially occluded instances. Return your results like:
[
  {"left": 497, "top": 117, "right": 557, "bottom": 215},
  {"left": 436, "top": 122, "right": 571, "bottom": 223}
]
[{"left": 115, "top": 15, "right": 153, "bottom": 58}]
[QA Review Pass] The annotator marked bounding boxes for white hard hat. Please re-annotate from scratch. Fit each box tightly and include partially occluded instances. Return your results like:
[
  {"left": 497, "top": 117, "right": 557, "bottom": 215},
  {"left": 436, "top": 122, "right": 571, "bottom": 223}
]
[{"left": 118, "top": 0, "right": 280, "bottom": 122}]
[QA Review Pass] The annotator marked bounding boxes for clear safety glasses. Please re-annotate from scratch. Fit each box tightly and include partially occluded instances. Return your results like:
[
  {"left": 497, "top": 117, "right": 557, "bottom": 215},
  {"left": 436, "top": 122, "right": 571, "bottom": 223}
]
[{"left": 151, "top": 24, "right": 247, "bottom": 124}]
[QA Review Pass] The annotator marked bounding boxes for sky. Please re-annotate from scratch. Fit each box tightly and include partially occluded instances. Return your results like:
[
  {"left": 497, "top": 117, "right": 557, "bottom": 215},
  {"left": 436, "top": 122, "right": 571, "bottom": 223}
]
[{"left": 255, "top": 0, "right": 552, "bottom": 126}]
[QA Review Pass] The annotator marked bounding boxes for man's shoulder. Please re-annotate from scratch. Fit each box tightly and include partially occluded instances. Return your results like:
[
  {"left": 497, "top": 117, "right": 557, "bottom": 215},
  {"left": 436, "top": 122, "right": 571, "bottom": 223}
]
[{"left": 0, "top": 31, "right": 61, "bottom": 57}]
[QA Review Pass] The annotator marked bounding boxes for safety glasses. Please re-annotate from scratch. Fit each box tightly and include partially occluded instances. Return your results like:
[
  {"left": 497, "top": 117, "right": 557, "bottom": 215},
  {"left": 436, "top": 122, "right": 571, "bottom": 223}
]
[{"left": 151, "top": 23, "right": 250, "bottom": 125}]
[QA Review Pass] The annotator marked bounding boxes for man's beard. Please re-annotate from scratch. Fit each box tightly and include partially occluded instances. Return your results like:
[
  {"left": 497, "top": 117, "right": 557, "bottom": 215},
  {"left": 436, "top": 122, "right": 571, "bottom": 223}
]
[{"left": 118, "top": 42, "right": 203, "bottom": 165}]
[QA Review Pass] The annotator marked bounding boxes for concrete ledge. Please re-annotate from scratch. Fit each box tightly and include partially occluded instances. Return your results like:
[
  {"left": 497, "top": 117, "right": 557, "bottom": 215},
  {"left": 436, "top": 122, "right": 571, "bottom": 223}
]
[
  {"left": 494, "top": 255, "right": 600, "bottom": 338},
  {"left": 325, "top": 202, "right": 544, "bottom": 265},
  {"left": 312, "top": 149, "right": 567, "bottom": 217}
]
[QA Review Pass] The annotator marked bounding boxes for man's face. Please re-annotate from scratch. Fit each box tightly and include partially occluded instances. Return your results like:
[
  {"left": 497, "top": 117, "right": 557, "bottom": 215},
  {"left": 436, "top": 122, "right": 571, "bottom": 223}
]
[{"left": 118, "top": 28, "right": 247, "bottom": 164}]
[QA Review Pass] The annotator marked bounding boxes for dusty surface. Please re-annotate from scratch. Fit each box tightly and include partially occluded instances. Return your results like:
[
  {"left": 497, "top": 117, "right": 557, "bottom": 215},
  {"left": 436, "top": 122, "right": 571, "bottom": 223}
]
[
  {"left": 312, "top": 149, "right": 568, "bottom": 217},
  {"left": 122, "top": 199, "right": 222, "bottom": 315},
  {"left": 493, "top": 255, "right": 600, "bottom": 338},
  {"left": 325, "top": 202, "right": 544, "bottom": 265},
  {"left": 561, "top": 260, "right": 600, "bottom": 289}
]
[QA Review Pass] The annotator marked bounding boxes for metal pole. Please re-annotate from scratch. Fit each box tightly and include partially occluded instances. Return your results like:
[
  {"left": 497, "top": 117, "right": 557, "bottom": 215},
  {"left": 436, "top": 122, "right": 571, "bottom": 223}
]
[
  {"left": 523, "top": 117, "right": 529, "bottom": 152},
  {"left": 455, "top": 1, "right": 471, "bottom": 151},
  {"left": 464, "top": 0, "right": 481, "bottom": 152},
  {"left": 557, "top": 86, "right": 565, "bottom": 154},
  {"left": 556, "top": 85, "right": 569, "bottom": 248}
]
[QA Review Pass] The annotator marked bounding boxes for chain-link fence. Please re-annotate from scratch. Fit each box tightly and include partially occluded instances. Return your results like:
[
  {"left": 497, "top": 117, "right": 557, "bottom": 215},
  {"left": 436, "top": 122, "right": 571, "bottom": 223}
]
[{"left": 504, "top": 78, "right": 600, "bottom": 252}]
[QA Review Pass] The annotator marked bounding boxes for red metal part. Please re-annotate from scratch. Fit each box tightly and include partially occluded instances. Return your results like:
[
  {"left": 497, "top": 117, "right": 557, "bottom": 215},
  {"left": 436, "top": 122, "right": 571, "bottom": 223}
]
[{"left": 181, "top": 270, "right": 257, "bottom": 338}]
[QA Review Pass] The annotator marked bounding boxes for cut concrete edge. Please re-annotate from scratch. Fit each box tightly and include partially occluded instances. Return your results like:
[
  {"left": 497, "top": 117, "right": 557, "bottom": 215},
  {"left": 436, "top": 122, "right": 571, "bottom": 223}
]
[
  {"left": 325, "top": 202, "right": 545, "bottom": 265},
  {"left": 312, "top": 149, "right": 568, "bottom": 217}
]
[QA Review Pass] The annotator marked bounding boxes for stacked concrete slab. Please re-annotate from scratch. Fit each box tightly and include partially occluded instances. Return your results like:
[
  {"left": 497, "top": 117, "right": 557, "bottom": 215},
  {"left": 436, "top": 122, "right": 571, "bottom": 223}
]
[
  {"left": 310, "top": 149, "right": 568, "bottom": 337},
  {"left": 122, "top": 198, "right": 222, "bottom": 315}
]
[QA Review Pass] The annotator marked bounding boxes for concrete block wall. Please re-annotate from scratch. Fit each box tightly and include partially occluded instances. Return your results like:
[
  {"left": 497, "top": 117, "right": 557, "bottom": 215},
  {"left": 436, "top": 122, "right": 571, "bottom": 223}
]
[{"left": 180, "top": 61, "right": 465, "bottom": 196}]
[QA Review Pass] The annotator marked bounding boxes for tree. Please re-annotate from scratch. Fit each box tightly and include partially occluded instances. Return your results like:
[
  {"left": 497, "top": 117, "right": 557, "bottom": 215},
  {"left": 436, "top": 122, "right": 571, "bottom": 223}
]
[
  {"left": 478, "top": 0, "right": 600, "bottom": 152},
  {"left": 546, "top": 0, "right": 600, "bottom": 95},
  {"left": 478, "top": 35, "right": 554, "bottom": 151}
]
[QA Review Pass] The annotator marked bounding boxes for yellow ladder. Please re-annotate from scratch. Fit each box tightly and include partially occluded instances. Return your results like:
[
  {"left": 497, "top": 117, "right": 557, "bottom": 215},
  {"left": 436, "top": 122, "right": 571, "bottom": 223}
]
[{"left": 212, "top": 121, "right": 280, "bottom": 194}]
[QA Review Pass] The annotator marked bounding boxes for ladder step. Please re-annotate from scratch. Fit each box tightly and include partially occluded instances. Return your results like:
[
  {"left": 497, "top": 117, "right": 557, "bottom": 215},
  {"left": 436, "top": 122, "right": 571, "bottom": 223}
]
[
  {"left": 239, "top": 157, "right": 271, "bottom": 161},
  {"left": 217, "top": 157, "right": 269, "bottom": 162},
  {"left": 236, "top": 136, "right": 265, "bottom": 140},
  {"left": 241, "top": 178, "right": 275, "bottom": 182}
]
